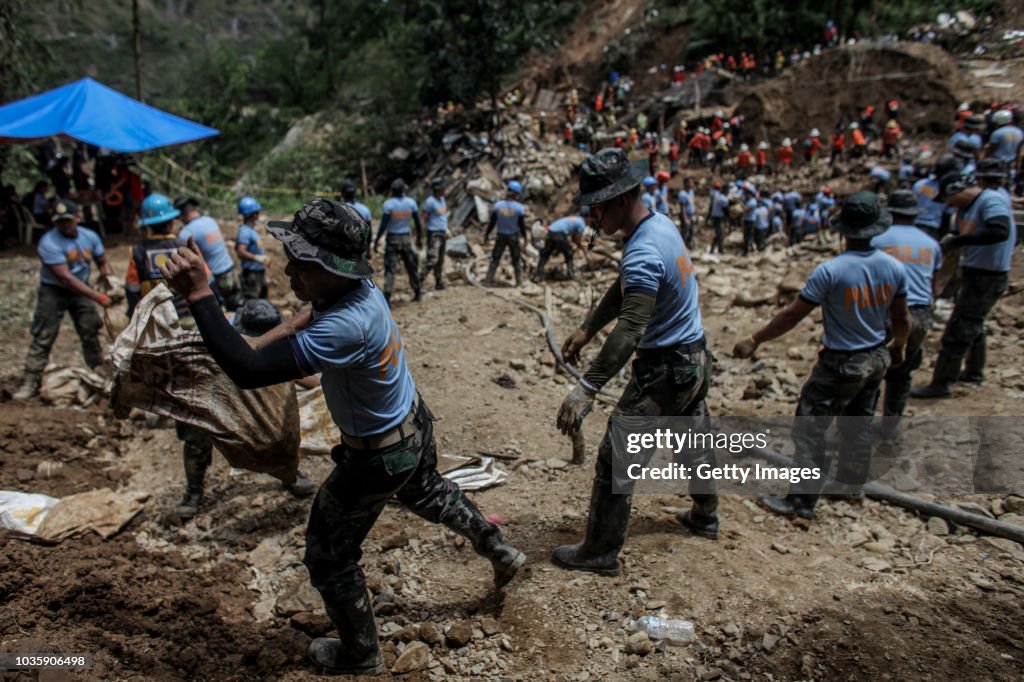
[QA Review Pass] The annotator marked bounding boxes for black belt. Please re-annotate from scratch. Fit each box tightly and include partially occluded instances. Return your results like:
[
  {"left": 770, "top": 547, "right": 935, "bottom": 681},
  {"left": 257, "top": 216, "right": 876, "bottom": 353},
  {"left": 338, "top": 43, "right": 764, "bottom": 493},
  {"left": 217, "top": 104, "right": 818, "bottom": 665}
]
[
  {"left": 961, "top": 266, "right": 1008, "bottom": 277},
  {"left": 340, "top": 395, "right": 420, "bottom": 451},
  {"left": 822, "top": 342, "right": 885, "bottom": 356},
  {"left": 636, "top": 336, "right": 707, "bottom": 361}
]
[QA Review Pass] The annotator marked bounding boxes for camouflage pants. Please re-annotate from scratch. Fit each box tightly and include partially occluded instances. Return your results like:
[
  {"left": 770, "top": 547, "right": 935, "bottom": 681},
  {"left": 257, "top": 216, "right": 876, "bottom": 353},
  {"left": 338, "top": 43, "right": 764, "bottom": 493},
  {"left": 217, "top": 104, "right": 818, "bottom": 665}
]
[
  {"left": 303, "top": 398, "right": 500, "bottom": 616},
  {"left": 598, "top": 343, "right": 717, "bottom": 500},
  {"left": 24, "top": 284, "right": 103, "bottom": 374},
  {"left": 175, "top": 421, "right": 213, "bottom": 486},
  {"left": 384, "top": 235, "right": 420, "bottom": 297},
  {"left": 937, "top": 268, "right": 1008, "bottom": 378},
  {"left": 214, "top": 268, "right": 242, "bottom": 312},
  {"left": 421, "top": 232, "right": 446, "bottom": 286},
  {"left": 883, "top": 305, "right": 932, "bottom": 416},
  {"left": 533, "top": 234, "right": 573, "bottom": 280},
  {"left": 240, "top": 269, "right": 267, "bottom": 301},
  {"left": 791, "top": 345, "right": 890, "bottom": 498}
]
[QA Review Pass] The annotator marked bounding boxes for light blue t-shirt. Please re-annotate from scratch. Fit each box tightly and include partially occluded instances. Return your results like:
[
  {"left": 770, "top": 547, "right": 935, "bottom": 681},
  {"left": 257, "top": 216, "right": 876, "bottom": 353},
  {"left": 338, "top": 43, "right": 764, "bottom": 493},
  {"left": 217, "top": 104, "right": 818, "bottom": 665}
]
[
  {"left": 237, "top": 224, "right": 265, "bottom": 272},
  {"left": 291, "top": 281, "right": 416, "bottom": 437},
  {"left": 641, "top": 192, "right": 657, "bottom": 214},
  {"left": 912, "top": 177, "right": 944, "bottom": 229},
  {"left": 710, "top": 191, "right": 729, "bottom": 218},
  {"left": 754, "top": 205, "right": 770, "bottom": 231},
  {"left": 382, "top": 196, "right": 419, "bottom": 236},
  {"left": 783, "top": 191, "right": 801, "bottom": 212},
  {"left": 800, "top": 250, "right": 908, "bottom": 351},
  {"left": 950, "top": 131, "right": 983, "bottom": 151},
  {"left": 676, "top": 189, "right": 695, "bottom": 216},
  {"left": 870, "top": 166, "right": 892, "bottom": 182},
  {"left": 803, "top": 207, "right": 821, "bottom": 234},
  {"left": 37, "top": 227, "right": 105, "bottom": 287},
  {"left": 422, "top": 195, "right": 448, "bottom": 233},
  {"left": 549, "top": 216, "right": 586, "bottom": 236},
  {"left": 871, "top": 224, "right": 942, "bottom": 306},
  {"left": 771, "top": 214, "right": 784, "bottom": 233},
  {"left": 743, "top": 197, "right": 758, "bottom": 221},
  {"left": 621, "top": 211, "right": 703, "bottom": 349},
  {"left": 346, "top": 200, "right": 372, "bottom": 224},
  {"left": 655, "top": 186, "right": 670, "bottom": 214},
  {"left": 790, "top": 208, "right": 806, "bottom": 232},
  {"left": 180, "top": 215, "right": 234, "bottom": 276},
  {"left": 958, "top": 188, "right": 1016, "bottom": 272},
  {"left": 988, "top": 125, "right": 1023, "bottom": 163},
  {"left": 492, "top": 199, "right": 525, "bottom": 236}
]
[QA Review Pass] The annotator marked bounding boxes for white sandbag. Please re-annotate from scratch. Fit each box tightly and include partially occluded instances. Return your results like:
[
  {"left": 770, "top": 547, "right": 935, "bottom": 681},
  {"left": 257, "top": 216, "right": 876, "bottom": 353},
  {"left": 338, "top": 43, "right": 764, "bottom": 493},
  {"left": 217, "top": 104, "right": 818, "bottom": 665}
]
[{"left": 0, "top": 491, "right": 59, "bottom": 535}]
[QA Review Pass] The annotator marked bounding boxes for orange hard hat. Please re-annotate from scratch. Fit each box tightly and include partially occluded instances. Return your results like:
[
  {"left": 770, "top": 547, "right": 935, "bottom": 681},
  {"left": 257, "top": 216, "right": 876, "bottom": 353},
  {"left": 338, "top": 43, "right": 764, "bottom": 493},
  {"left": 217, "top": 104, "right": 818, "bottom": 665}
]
[{"left": 656, "top": 171, "right": 671, "bottom": 183}]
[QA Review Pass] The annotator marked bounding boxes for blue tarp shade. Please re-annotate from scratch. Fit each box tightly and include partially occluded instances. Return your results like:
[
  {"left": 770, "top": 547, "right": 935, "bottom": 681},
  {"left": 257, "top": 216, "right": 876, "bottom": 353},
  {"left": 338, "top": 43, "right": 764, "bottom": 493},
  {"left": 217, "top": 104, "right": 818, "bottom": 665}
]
[{"left": 0, "top": 77, "right": 218, "bottom": 152}]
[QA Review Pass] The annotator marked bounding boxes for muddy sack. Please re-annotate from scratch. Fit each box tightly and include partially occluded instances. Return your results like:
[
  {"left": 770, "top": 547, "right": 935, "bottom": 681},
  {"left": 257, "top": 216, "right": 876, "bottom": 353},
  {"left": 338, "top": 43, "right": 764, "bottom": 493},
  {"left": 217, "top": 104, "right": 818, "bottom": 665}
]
[{"left": 109, "top": 285, "right": 299, "bottom": 482}]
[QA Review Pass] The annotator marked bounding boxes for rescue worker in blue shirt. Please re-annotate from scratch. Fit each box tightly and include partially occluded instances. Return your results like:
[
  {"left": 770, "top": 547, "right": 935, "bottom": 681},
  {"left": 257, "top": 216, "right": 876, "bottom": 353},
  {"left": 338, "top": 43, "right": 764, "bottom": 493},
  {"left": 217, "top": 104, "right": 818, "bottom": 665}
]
[
  {"left": 420, "top": 178, "right": 450, "bottom": 290},
  {"left": 913, "top": 168, "right": 1017, "bottom": 397},
  {"left": 984, "top": 109, "right": 1023, "bottom": 188},
  {"left": 532, "top": 209, "right": 587, "bottom": 282},
  {"left": 553, "top": 148, "right": 718, "bottom": 576},
  {"left": 176, "top": 196, "right": 241, "bottom": 311},
  {"left": 676, "top": 178, "right": 696, "bottom": 245},
  {"left": 951, "top": 136, "right": 980, "bottom": 182},
  {"left": 741, "top": 185, "right": 759, "bottom": 255},
  {"left": 158, "top": 198, "right": 524, "bottom": 676},
  {"left": 950, "top": 114, "right": 985, "bottom": 153},
  {"left": 706, "top": 181, "right": 730, "bottom": 253},
  {"left": 753, "top": 198, "right": 770, "bottom": 251},
  {"left": 236, "top": 196, "right": 270, "bottom": 301},
  {"left": 484, "top": 181, "right": 528, "bottom": 286},
  {"left": 654, "top": 172, "right": 670, "bottom": 215},
  {"left": 341, "top": 181, "right": 372, "bottom": 224},
  {"left": 373, "top": 178, "right": 423, "bottom": 302},
  {"left": 640, "top": 176, "right": 658, "bottom": 213},
  {"left": 13, "top": 199, "right": 114, "bottom": 400},
  {"left": 913, "top": 154, "right": 962, "bottom": 239},
  {"left": 871, "top": 190, "right": 942, "bottom": 427},
  {"left": 735, "top": 192, "right": 910, "bottom": 520}
]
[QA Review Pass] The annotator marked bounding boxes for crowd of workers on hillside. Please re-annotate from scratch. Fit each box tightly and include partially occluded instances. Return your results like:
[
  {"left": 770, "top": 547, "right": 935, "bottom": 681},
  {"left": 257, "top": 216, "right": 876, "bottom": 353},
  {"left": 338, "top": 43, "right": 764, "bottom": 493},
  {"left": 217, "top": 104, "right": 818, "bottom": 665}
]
[{"left": 4, "top": 45, "right": 1021, "bottom": 672}]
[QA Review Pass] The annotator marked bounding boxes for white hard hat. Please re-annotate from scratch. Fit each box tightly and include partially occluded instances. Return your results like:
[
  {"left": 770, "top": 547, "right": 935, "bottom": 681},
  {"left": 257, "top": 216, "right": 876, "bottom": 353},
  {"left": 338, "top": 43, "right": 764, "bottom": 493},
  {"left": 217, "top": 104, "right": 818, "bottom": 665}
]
[
  {"left": 758, "top": 141, "right": 769, "bottom": 149},
  {"left": 810, "top": 128, "right": 820, "bottom": 137},
  {"left": 782, "top": 137, "right": 792, "bottom": 146},
  {"left": 849, "top": 122, "right": 859, "bottom": 129},
  {"left": 957, "top": 102, "right": 970, "bottom": 111},
  {"left": 715, "top": 110, "right": 724, "bottom": 118},
  {"left": 992, "top": 109, "right": 1013, "bottom": 126},
  {"left": 740, "top": 143, "right": 749, "bottom": 151}
]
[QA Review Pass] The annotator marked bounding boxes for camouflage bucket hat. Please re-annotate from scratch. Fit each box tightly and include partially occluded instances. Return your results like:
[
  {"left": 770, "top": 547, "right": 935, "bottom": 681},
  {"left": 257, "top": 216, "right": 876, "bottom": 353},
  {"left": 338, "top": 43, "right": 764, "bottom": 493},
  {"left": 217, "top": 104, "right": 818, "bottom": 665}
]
[
  {"left": 573, "top": 148, "right": 648, "bottom": 206},
  {"left": 267, "top": 198, "right": 373, "bottom": 280},
  {"left": 829, "top": 191, "right": 892, "bottom": 239}
]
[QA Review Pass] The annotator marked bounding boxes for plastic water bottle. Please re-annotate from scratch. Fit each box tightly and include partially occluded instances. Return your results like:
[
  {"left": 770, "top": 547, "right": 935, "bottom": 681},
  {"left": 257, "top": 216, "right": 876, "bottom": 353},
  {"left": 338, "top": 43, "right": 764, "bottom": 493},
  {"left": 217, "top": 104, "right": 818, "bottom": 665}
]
[{"left": 630, "top": 616, "right": 695, "bottom": 644}]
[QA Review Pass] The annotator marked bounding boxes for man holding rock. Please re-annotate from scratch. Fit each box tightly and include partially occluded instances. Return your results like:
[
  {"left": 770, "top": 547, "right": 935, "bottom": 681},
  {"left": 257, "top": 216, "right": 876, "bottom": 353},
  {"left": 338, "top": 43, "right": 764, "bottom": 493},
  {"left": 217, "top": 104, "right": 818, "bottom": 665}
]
[
  {"left": 159, "top": 199, "right": 524, "bottom": 675},
  {"left": 735, "top": 192, "right": 909, "bottom": 521},
  {"left": 553, "top": 148, "right": 718, "bottom": 577}
]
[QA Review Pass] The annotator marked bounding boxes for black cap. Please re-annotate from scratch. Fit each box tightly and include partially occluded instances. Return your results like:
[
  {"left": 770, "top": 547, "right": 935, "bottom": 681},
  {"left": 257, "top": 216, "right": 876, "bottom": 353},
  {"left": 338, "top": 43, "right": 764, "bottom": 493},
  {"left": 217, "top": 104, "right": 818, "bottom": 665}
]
[
  {"left": 52, "top": 199, "right": 79, "bottom": 221},
  {"left": 934, "top": 153, "right": 963, "bottom": 178},
  {"left": 234, "top": 299, "right": 283, "bottom": 336},
  {"left": 938, "top": 171, "right": 971, "bottom": 199},
  {"left": 887, "top": 190, "right": 920, "bottom": 218},
  {"left": 267, "top": 198, "right": 373, "bottom": 280},
  {"left": 964, "top": 114, "right": 986, "bottom": 131},
  {"left": 974, "top": 158, "right": 1007, "bottom": 180},
  {"left": 430, "top": 178, "right": 446, "bottom": 190},
  {"left": 572, "top": 148, "right": 647, "bottom": 206},
  {"left": 390, "top": 178, "right": 407, "bottom": 194},
  {"left": 340, "top": 181, "right": 357, "bottom": 196},
  {"left": 829, "top": 191, "right": 892, "bottom": 239},
  {"left": 173, "top": 195, "right": 198, "bottom": 211}
]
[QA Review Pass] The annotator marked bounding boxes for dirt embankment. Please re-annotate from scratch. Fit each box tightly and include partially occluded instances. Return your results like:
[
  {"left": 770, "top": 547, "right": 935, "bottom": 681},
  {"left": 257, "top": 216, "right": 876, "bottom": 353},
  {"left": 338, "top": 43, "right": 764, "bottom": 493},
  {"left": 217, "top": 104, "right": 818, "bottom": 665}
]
[{"left": 734, "top": 42, "right": 968, "bottom": 143}]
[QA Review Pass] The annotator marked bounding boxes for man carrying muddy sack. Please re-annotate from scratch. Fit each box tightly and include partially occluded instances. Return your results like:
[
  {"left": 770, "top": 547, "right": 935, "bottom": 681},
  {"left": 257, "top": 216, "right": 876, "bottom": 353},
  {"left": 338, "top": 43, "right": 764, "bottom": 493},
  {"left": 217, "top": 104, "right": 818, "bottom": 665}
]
[{"left": 158, "top": 198, "right": 525, "bottom": 676}]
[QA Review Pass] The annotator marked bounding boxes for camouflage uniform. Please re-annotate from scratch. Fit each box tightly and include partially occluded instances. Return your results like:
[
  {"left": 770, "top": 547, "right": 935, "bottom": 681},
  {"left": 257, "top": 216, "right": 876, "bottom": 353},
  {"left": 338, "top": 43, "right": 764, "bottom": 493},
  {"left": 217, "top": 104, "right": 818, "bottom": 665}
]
[
  {"left": 240, "top": 269, "right": 268, "bottom": 301},
  {"left": 421, "top": 233, "right": 447, "bottom": 287},
  {"left": 214, "top": 268, "right": 243, "bottom": 311},
  {"left": 533, "top": 233, "right": 575, "bottom": 280},
  {"left": 935, "top": 269, "right": 1008, "bottom": 383},
  {"left": 383, "top": 235, "right": 420, "bottom": 299},
  {"left": 488, "top": 234, "right": 522, "bottom": 282},
  {"left": 882, "top": 306, "right": 932, "bottom": 416},
  {"left": 24, "top": 283, "right": 103, "bottom": 374}
]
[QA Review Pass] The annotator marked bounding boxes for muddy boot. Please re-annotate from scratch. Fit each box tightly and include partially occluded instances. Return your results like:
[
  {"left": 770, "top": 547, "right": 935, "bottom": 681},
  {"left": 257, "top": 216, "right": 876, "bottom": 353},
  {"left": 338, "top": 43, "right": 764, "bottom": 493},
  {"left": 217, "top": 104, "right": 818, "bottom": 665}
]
[
  {"left": 483, "top": 261, "right": 498, "bottom": 287},
  {"left": 960, "top": 340, "right": 985, "bottom": 383},
  {"left": 551, "top": 479, "right": 631, "bottom": 576},
  {"left": 435, "top": 279, "right": 446, "bottom": 290},
  {"left": 309, "top": 590, "right": 384, "bottom": 676},
  {"left": 911, "top": 352, "right": 960, "bottom": 399},
  {"left": 566, "top": 259, "right": 577, "bottom": 281},
  {"left": 676, "top": 494, "right": 719, "bottom": 540},
  {"left": 173, "top": 445, "right": 209, "bottom": 521},
  {"left": 12, "top": 371, "right": 41, "bottom": 400},
  {"left": 757, "top": 494, "right": 815, "bottom": 521},
  {"left": 441, "top": 494, "right": 526, "bottom": 589},
  {"left": 283, "top": 471, "right": 317, "bottom": 498},
  {"left": 514, "top": 268, "right": 523, "bottom": 287}
]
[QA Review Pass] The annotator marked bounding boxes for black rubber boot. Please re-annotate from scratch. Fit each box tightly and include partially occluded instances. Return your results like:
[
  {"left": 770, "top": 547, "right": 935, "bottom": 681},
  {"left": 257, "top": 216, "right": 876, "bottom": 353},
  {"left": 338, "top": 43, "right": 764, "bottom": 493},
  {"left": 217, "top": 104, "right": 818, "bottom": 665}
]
[
  {"left": 514, "top": 268, "right": 523, "bottom": 287},
  {"left": 173, "top": 444, "right": 210, "bottom": 520},
  {"left": 413, "top": 289, "right": 422, "bottom": 302},
  {"left": 12, "top": 371, "right": 41, "bottom": 400},
  {"left": 441, "top": 494, "right": 526, "bottom": 589},
  {"left": 566, "top": 259, "right": 577, "bottom": 281},
  {"left": 483, "top": 261, "right": 498, "bottom": 287},
  {"left": 435, "top": 279, "right": 446, "bottom": 290},
  {"left": 551, "top": 478, "right": 631, "bottom": 576},
  {"left": 757, "top": 494, "right": 815, "bottom": 521},
  {"left": 911, "top": 352, "right": 959, "bottom": 399},
  {"left": 283, "top": 471, "right": 317, "bottom": 498},
  {"left": 308, "top": 590, "right": 385, "bottom": 676},
  {"left": 676, "top": 494, "right": 719, "bottom": 540},
  {"left": 962, "top": 335, "right": 986, "bottom": 383}
]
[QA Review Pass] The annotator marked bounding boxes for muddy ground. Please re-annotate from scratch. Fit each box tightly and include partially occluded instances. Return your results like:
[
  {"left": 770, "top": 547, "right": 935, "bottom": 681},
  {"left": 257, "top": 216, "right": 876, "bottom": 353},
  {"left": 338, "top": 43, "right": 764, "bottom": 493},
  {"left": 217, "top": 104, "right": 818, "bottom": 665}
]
[{"left": 0, "top": 203, "right": 1022, "bottom": 682}]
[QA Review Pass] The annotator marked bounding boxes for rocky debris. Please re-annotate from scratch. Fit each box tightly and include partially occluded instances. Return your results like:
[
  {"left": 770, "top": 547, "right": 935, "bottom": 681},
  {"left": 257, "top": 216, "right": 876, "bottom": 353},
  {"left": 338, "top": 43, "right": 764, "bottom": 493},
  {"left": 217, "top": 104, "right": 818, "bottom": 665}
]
[
  {"left": 927, "top": 516, "right": 951, "bottom": 536},
  {"left": 445, "top": 620, "right": 475, "bottom": 648},
  {"left": 274, "top": 576, "right": 323, "bottom": 617},
  {"left": 419, "top": 621, "right": 444, "bottom": 647},
  {"left": 380, "top": 530, "right": 410, "bottom": 551},
  {"left": 492, "top": 373, "right": 517, "bottom": 389},
  {"left": 625, "top": 630, "right": 653, "bottom": 656},
  {"left": 392, "top": 641, "right": 431, "bottom": 674},
  {"left": 289, "top": 612, "right": 332, "bottom": 637}
]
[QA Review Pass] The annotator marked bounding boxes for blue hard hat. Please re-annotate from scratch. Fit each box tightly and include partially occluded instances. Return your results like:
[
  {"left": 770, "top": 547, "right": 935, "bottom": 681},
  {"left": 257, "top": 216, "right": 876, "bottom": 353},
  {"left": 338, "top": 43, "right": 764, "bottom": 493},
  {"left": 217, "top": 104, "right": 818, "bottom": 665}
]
[
  {"left": 580, "top": 205, "right": 591, "bottom": 216},
  {"left": 642, "top": 176, "right": 657, "bottom": 187},
  {"left": 139, "top": 193, "right": 181, "bottom": 226},
  {"left": 507, "top": 181, "right": 522, "bottom": 194},
  {"left": 238, "top": 195, "right": 262, "bottom": 217}
]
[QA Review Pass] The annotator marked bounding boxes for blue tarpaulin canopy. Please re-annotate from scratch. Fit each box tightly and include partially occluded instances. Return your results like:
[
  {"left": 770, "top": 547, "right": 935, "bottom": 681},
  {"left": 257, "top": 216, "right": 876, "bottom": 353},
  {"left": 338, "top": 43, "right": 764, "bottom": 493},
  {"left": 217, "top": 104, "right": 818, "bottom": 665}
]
[{"left": 0, "top": 77, "right": 218, "bottom": 152}]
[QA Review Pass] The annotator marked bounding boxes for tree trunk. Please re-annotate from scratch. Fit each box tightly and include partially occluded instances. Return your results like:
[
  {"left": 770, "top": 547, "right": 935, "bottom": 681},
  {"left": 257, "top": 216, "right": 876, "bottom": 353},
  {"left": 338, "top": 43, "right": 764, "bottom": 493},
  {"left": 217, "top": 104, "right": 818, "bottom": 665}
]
[{"left": 132, "top": 0, "right": 143, "bottom": 101}]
